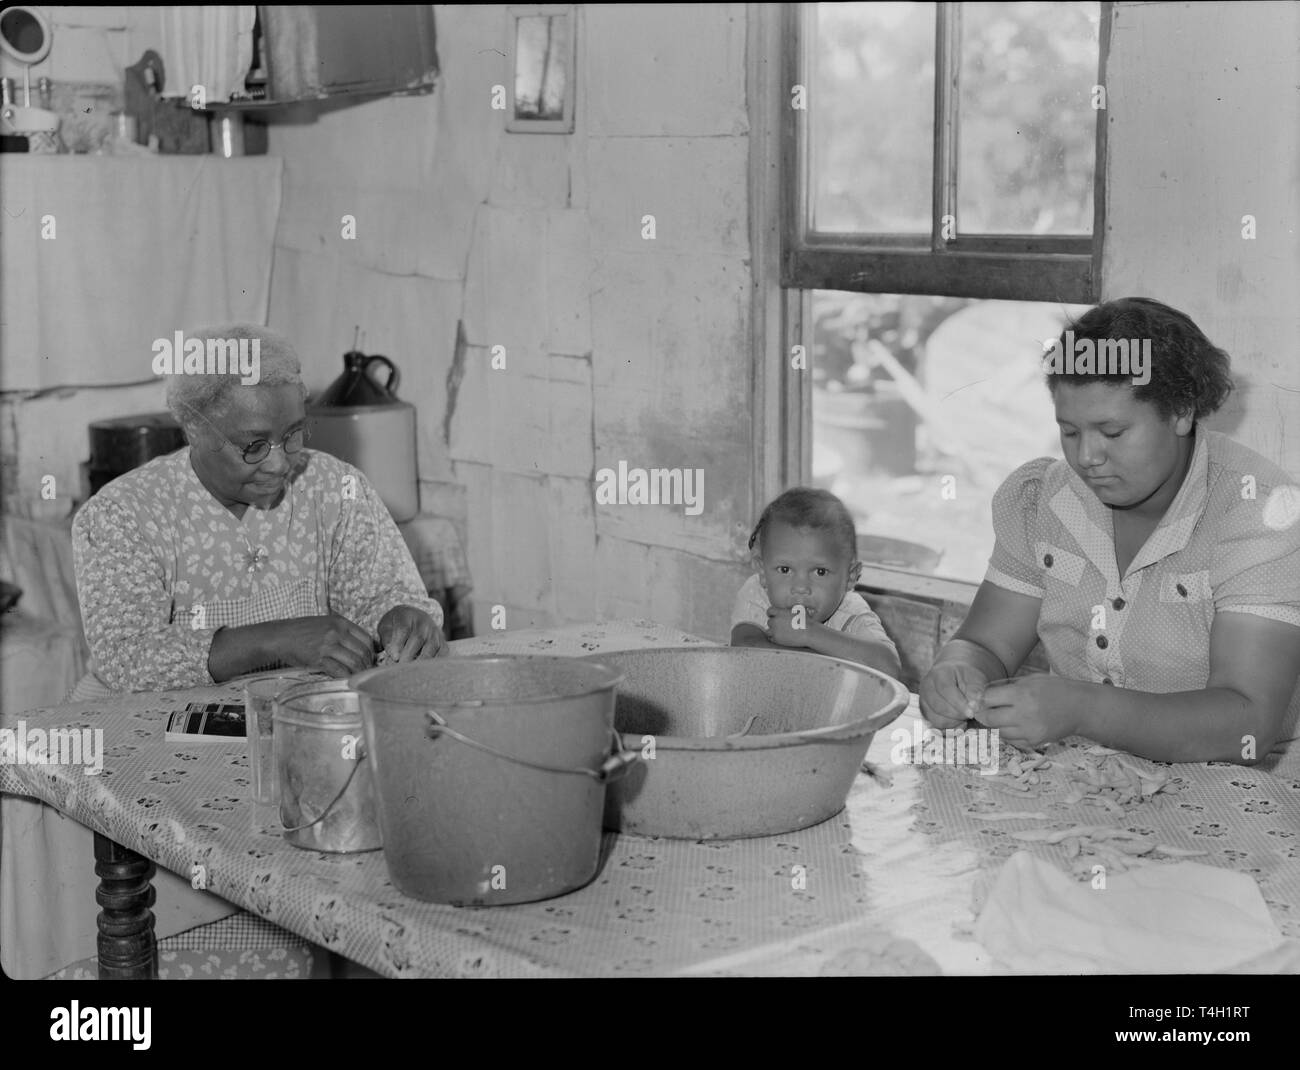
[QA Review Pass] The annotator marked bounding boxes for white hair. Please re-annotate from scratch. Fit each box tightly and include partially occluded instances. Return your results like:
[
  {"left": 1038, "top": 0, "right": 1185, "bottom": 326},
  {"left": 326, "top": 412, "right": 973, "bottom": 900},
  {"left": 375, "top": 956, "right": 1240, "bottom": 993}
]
[{"left": 164, "top": 324, "right": 308, "bottom": 435}]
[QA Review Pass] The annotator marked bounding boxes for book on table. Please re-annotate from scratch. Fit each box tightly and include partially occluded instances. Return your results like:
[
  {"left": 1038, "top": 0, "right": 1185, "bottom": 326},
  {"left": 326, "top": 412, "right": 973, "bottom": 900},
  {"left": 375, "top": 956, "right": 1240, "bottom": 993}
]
[{"left": 165, "top": 701, "right": 247, "bottom": 742}]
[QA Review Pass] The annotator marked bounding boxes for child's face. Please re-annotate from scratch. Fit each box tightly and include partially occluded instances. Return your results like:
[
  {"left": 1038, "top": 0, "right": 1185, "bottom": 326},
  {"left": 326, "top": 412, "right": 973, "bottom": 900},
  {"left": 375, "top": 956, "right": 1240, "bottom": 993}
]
[{"left": 755, "top": 522, "right": 859, "bottom": 623}]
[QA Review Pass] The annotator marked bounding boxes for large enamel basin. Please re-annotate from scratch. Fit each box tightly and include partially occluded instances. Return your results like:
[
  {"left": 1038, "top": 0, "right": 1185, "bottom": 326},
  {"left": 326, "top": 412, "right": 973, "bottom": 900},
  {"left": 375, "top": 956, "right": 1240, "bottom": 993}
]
[{"left": 582, "top": 646, "right": 908, "bottom": 839}]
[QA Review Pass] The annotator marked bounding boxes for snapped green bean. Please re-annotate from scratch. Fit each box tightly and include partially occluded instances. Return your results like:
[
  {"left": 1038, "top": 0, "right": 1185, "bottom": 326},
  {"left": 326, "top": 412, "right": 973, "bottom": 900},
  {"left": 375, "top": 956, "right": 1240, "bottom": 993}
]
[{"left": 971, "top": 742, "right": 1192, "bottom": 881}]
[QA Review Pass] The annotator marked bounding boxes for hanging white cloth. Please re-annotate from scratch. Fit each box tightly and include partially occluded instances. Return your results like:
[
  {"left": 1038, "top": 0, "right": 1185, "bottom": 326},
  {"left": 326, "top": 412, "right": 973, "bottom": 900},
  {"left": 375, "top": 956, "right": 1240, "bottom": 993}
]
[
  {"left": 0, "top": 155, "right": 282, "bottom": 392},
  {"left": 158, "top": 6, "right": 257, "bottom": 104}
]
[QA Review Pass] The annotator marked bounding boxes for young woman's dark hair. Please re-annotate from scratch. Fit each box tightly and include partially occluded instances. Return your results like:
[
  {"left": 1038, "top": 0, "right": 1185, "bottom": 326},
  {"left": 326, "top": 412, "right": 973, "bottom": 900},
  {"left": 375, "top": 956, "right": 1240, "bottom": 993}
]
[
  {"left": 748, "top": 486, "right": 858, "bottom": 560},
  {"left": 1045, "top": 296, "right": 1234, "bottom": 421}
]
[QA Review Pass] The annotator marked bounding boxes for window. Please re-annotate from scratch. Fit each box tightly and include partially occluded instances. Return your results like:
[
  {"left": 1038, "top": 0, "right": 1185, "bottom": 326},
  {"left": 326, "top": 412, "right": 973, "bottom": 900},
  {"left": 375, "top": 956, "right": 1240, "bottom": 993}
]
[
  {"left": 811, "top": 291, "right": 1087, "bottom": 584},
  {"left": 773, "top": 3, "right": 1110, "bottom": 585},
  {"left": 785, "top": 1, "right": 1109, "bottom": 302}
]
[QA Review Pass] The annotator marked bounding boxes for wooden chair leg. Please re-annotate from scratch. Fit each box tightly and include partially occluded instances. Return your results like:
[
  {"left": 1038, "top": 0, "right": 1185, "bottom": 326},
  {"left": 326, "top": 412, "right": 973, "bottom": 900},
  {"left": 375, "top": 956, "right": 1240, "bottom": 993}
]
[{"left": 93, "top": 832, "right": 158, "bottom": 980}]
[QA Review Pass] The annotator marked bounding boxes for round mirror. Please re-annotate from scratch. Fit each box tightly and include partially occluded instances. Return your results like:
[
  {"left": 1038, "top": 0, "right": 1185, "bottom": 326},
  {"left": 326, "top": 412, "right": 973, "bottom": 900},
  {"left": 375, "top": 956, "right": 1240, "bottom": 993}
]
[{"left": 0, "top": 6, "right": 52, "bottom": 66}]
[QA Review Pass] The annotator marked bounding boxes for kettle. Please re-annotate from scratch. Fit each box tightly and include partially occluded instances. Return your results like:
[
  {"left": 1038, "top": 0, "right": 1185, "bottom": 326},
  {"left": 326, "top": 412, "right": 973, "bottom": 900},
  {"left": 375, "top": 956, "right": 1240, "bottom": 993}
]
[{"left": 308, "top": 350, "right": 419, "bottom": 523}]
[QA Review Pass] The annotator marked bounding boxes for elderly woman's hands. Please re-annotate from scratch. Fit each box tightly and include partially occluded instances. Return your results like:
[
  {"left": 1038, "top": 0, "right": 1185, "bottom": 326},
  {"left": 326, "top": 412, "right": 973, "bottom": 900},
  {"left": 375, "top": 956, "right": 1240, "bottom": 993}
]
[
  {"left": 378, "top": 604, "right": 446, "bottom": 662},
  {"left": 276, "top": 613, "right": 377, "bottom": 677}
]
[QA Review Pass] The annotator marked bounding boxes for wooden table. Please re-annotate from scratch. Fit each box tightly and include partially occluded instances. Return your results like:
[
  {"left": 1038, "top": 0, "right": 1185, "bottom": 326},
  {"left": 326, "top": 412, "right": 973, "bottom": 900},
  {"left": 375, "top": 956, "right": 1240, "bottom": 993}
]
[{"left": 3, "top": 619, "right": 1299, "bottom": 978}]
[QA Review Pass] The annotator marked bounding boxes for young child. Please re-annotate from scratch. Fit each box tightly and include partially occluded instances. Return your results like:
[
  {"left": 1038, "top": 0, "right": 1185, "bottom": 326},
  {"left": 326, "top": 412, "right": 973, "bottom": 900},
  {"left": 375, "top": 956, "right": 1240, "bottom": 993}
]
[{"left": 731, "top": 487, "right": 902, "bottom": 678}]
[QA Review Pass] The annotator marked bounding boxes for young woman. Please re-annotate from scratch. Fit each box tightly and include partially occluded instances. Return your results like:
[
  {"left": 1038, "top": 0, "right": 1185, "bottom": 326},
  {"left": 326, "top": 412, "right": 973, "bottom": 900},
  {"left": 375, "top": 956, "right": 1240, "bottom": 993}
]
[{"left": 920, "top": 298, "right": 1300, "bottom": 766}]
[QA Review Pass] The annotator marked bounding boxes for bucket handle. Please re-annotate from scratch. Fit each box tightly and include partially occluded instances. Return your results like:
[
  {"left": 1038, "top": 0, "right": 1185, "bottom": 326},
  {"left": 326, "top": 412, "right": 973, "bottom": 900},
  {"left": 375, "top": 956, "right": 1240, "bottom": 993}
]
[
  {"left": 424, "top": 711, "right": 640, "bottom": 783},
  {"left": 279, "top": 744, "right": 366, "bottom": 834}
]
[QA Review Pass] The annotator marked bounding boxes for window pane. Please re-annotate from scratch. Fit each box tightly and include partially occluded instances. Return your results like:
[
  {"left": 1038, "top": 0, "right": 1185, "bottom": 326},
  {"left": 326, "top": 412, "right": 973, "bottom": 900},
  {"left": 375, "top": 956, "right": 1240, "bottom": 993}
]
[
  {"left": 811, "top": 291, "right": 1088, "bottom": 583},
  {"left": 515, "top": 14, "right": 569, "bottom": 120},
  {"left": 957, "top": 1, "right": 1100, "bottom": 235},
  {"left": 811, "top": 2, "right": 936, "bottom": 234}
]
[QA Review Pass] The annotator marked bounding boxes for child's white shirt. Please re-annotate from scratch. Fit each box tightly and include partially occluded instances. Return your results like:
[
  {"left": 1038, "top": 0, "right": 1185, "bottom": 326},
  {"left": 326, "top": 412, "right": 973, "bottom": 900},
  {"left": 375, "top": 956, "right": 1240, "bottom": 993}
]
[{"left": 729, "top": 574, "right": 899, "bottom": 654}]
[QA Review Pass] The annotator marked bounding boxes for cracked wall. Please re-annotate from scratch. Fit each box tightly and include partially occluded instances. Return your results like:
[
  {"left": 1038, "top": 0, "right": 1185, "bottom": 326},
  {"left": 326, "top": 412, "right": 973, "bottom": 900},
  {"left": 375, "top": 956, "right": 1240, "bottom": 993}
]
[{"left": 265, "top": 4, "right": 756, "bottom": 638}]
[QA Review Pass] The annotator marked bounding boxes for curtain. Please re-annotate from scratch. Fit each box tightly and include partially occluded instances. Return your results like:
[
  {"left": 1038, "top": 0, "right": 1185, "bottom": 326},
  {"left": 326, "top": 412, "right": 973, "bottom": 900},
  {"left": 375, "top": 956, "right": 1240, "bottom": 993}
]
[
  {"left": 0, "top": 155, "right": 282, "bottom": 392},
  {"left": 158, "top": 6, "right": 257, "bottom": 104}
]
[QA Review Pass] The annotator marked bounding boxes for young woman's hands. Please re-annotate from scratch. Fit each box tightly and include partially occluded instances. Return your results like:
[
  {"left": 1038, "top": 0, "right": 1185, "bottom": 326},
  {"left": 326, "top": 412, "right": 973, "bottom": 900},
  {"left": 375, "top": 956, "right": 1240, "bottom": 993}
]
[
  {"left": 921, "top": 582, "right": 1043, "bottom": 730},
  {"left": 919, "top": 661, "right": 989, "bottom": 729},
  {"left": 973, "top": 675, "right": 1082, "bottom": 748}
]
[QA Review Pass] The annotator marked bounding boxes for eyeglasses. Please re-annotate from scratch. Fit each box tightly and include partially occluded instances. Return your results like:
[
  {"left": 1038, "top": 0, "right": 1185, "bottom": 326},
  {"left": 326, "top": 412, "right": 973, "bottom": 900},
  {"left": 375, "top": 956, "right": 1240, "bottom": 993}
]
[{"left": 181, "top": 403, "right": 311, "bottom": 465}]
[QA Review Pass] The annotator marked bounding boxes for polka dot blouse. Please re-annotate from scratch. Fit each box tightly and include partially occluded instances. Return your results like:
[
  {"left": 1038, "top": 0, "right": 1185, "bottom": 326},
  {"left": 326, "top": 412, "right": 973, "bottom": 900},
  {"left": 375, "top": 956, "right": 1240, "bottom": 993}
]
[{"left": 985, "top": 429, "right": 1300, "bottom": 750}]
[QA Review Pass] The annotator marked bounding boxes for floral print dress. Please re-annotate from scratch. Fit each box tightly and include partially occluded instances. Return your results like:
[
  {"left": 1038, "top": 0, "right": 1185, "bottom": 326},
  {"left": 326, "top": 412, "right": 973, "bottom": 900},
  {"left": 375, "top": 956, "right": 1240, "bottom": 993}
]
[{"left": 71, "top": 447, "right": 444, "bottom": 693}]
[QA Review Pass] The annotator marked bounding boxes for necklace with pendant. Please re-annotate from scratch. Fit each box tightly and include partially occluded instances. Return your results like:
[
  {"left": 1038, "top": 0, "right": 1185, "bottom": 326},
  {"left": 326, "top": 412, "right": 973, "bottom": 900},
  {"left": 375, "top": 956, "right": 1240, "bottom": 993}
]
[{"left": 241, "top": 536, "right": 269, "bottom": 573}]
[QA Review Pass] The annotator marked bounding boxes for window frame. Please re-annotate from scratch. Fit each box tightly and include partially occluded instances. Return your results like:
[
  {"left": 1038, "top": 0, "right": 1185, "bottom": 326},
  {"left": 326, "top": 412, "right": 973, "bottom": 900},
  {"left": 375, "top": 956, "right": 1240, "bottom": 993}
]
[{"left": 781, "top": 1, "right": 1112, "bottom": 303}]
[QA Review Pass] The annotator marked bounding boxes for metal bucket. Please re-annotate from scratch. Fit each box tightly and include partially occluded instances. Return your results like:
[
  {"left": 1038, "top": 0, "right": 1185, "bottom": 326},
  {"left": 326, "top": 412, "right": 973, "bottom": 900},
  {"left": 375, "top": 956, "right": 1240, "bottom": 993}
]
[
  {"left": 273, "top": 680, "right": 382, "bottom": 853},
  {"left": 352, "top": 656, "right": 630, "bottom": 906}
]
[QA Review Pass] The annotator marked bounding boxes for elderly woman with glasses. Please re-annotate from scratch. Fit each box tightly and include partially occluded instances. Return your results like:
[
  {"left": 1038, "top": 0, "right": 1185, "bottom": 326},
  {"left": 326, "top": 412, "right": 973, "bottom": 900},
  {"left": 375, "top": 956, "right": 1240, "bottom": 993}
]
[{"left": 70, "top": 323, "right": 446, "bottom": 696}]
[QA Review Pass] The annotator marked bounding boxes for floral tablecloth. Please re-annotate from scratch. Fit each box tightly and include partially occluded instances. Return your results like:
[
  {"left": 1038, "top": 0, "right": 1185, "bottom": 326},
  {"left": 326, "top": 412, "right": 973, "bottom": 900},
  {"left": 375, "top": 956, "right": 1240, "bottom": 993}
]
[{"left": 2, "top": 618, "right": 1298, "bottom": 976}]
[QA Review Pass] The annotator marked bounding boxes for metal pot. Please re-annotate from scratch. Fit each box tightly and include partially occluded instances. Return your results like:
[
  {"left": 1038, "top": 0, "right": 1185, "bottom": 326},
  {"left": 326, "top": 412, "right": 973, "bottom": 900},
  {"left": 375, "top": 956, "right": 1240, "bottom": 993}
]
[
  {"left": 582, "top": 646, "right": 909, "bottom": 839},
  {"left": 87, "top": 412, "right": 187, "bottom": 495}
]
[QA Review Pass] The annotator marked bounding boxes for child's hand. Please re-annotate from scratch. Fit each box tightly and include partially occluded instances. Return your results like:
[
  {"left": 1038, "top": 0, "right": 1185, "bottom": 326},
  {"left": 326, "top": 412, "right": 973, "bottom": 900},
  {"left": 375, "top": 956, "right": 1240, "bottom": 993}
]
[{"left": 766, "top": 605, "right": 813, "bottom": 648}]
